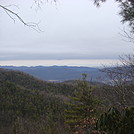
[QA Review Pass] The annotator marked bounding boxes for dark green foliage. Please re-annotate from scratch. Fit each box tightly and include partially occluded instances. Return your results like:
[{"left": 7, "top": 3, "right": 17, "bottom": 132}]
[
  {"left": 119, "top": 0, "right": 134, "bottom": 33},
  {"left": 96, "top": 107, "right": 134, "bottom": 134},
  {"left": 97, "top": 107, "right": 122, "bottom": 133},
  {"left": 64, "top": 75, "right": 100, "bottom": 133},
  {"left": 0, "top": 80, "right": 67, "bottom": 134},
  {"left": 93, "top": 0, "right": 134, "bottom": 33}
]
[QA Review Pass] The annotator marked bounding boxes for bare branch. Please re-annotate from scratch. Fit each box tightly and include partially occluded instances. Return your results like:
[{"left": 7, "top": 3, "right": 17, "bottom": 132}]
[
  {"left": 119, "top": 28, "right": 134, "bottom": 43},
  {"left": 4, "top": 9, "right": 16, "bottom": 24},
  {"left": 101, "top": 54, "right": 134, "bottom": 108},
  {"left": 0, "top": 4, "right": 42, "bottom": 32},
  {"left": 4, "top": 4, "right": 20, "bottom": 9}
]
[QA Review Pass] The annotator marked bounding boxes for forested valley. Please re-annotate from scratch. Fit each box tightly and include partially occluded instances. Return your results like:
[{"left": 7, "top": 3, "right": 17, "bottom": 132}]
[{"left": 0, "top": 65, "right": 133, "bottom": 134}]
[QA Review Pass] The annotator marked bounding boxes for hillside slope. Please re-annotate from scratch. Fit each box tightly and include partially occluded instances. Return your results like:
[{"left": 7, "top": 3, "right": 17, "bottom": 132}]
[{"left": 0, "top": 68, "right": 74, "bottom": 95}]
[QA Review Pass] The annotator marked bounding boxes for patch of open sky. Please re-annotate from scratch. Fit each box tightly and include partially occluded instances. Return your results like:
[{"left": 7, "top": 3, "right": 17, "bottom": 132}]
[{"left": 0, "top": 0, "right": 133, "bottom": 67}]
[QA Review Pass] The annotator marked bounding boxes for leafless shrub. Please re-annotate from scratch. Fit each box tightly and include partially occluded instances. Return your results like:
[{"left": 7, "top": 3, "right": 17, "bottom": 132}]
[{"left": 101, "top": 54, "right": 134, "bottom": 109}]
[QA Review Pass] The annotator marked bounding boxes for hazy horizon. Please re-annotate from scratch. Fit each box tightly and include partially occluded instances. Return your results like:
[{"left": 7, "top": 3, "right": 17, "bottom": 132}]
[{"left": 0, "top": 59, "right": 120, "bottom": 67}]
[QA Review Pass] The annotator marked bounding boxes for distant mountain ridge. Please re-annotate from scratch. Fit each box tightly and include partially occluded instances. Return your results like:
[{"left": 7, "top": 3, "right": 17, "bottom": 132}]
[{"left": 0, "top": 66, "right": 103, "bottom": 81}]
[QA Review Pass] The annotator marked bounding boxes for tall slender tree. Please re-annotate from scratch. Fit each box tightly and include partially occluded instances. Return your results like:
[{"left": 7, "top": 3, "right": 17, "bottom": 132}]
[{"left": 65, "top": 74, "right": 100, "bottom": 134}]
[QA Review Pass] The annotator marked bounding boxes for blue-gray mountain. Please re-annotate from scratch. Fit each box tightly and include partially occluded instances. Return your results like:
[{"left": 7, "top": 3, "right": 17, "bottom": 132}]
[{"left": 0, "top": 66, "right": 104, "bottom": 81}]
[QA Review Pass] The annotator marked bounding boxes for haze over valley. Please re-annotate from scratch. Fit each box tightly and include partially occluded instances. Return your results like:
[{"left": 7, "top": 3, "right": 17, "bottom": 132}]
[{"left": 0, "top": 65, "right": 104, "bottom": 82}]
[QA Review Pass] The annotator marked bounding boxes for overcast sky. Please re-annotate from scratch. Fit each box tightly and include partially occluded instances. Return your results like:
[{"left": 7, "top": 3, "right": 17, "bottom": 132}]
[{"left": 0, "top": 0, "right": 133, "bottom": 66}]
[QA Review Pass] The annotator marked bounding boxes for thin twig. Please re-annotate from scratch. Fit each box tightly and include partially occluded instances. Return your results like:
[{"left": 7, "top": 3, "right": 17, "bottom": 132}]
[
  {"left": 0, "top": 4, "right": 42, "bottom": 32},
  {"left": 119, "top": 28, "right": 134, "bottom": 43}
]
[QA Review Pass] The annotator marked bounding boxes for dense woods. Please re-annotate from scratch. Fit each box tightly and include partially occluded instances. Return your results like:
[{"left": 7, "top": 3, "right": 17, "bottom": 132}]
[
  {"left": 0, "top": 67, "right": 133, "bottom": 134},
  {"left": 0, "top": 76, "right": 66, "bottom": 134}
]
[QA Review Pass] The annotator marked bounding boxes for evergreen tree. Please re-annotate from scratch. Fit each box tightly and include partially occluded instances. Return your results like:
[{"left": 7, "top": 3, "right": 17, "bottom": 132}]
[{"left": 64, "top": 74, "right": 100, "bottom": 134}]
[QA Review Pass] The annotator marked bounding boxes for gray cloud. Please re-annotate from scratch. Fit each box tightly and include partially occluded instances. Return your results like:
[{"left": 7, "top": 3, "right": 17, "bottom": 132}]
[{"left": 0, "top": 0, "right": 133, "bottom": 64}]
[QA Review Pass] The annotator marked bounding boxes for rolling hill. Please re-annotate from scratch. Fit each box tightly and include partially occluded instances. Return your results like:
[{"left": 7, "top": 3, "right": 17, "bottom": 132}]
[
  {"left": 0, "top": 66, "right": 104, "bottom": 81},
  {"left": 0, "top": 68, "right": 75, "bottom": 95}
]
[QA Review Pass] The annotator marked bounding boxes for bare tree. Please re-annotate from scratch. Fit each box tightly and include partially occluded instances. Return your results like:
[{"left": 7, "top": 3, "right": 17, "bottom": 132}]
[{"left": 101, "top": 54, "right": 134, "bottom": 109}]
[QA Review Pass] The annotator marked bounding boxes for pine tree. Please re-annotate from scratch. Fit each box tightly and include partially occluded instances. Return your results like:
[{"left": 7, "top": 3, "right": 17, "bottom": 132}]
[{"left": 64, "top": 74, "right": 99, "bottom": 134}]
